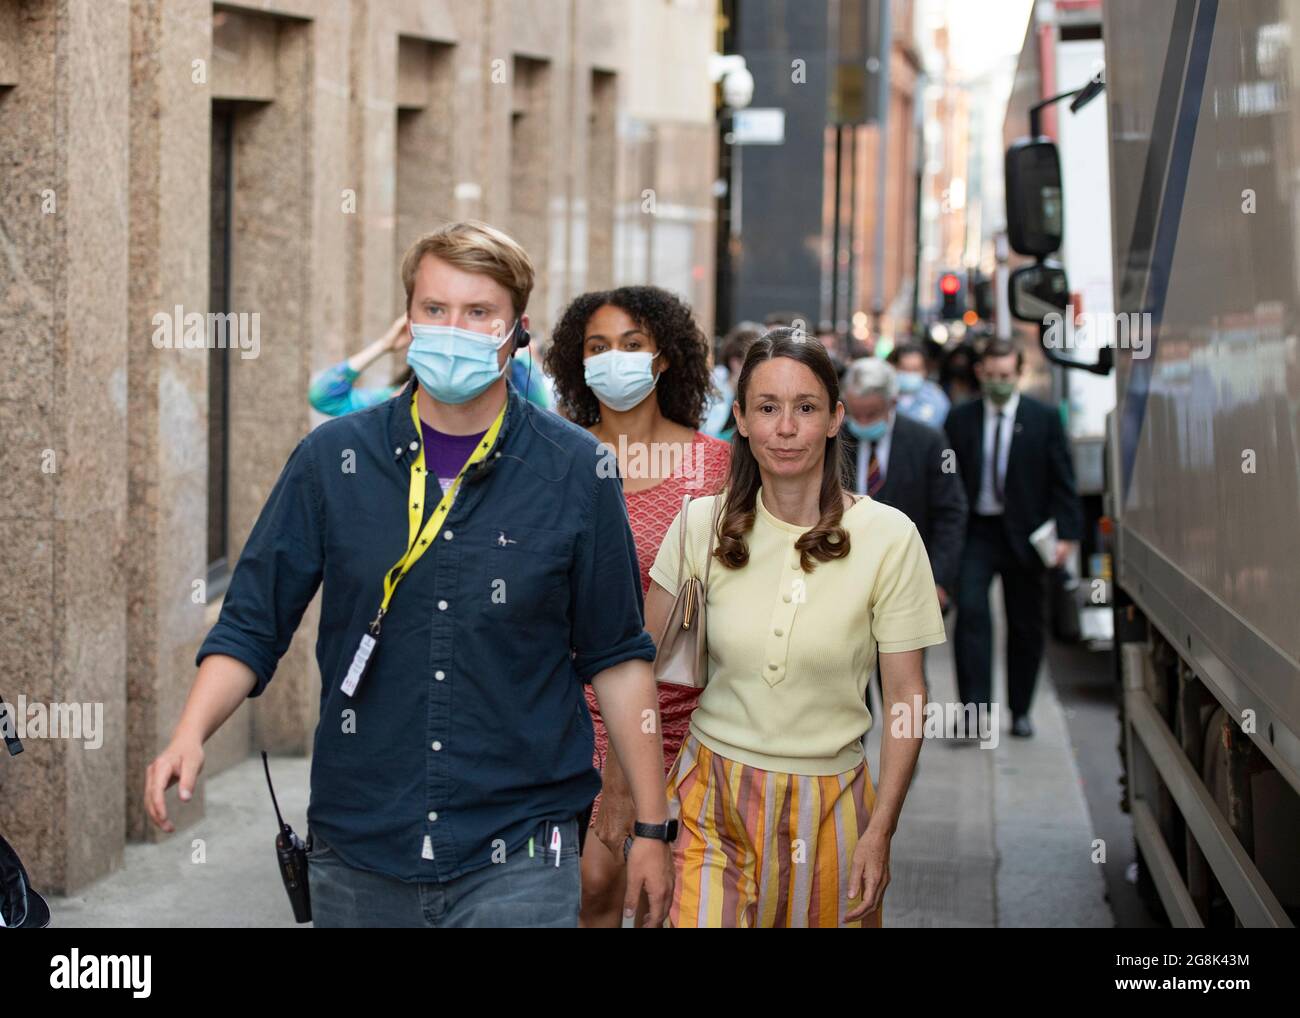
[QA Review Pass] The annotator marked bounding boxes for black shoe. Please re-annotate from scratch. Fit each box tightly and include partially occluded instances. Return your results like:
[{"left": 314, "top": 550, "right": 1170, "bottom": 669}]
[{"left": 1011, "top": 715, "right": 1034, "bottom": 738}]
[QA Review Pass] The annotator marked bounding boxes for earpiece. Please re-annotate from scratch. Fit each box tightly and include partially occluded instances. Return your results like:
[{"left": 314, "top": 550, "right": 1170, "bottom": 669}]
[{"left": 514, "top": 324, "right": 531, "bottom": 350}]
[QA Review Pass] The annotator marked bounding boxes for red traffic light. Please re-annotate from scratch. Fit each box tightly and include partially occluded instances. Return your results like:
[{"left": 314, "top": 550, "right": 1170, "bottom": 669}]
[{"left": 940, "top": 273, "right": 961, "bottom": 296}]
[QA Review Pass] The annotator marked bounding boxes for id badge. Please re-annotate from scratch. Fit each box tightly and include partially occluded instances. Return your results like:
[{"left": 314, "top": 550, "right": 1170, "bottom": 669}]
[{"left": 340, "top": 632, "right": 379, "bottom": 697}]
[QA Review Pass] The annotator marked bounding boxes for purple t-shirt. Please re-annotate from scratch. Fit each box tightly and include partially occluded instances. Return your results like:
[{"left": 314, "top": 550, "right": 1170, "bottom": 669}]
[{"left": 421, "top": 421, "right": 489, "bottom": 495}]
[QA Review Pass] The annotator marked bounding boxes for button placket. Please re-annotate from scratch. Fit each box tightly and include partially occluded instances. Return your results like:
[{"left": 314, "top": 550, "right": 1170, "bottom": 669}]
[
  {"left": 763, "top": 545, "right": 802, "bottom": 686},
  {"left": 426, "top": 527, "right": 458, "bottom": 878}
]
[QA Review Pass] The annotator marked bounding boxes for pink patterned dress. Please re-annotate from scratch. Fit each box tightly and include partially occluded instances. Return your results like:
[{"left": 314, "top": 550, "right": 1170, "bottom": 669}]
[{"left": 585, "top": 432, "right": 731, "bottom": 822}]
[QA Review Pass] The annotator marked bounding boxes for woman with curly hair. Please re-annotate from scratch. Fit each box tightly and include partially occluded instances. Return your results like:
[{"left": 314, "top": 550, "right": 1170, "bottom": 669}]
[
  {"left": 544, "top": 285, "right": 730, "bottom": 928},
  {"left": 641, "top": 329, "right": 946, "bottom": 927}
]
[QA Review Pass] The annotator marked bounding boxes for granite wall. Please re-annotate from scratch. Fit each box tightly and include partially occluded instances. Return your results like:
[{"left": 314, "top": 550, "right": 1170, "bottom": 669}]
[{"left": 0, "top": 0, "right": 715, "bottom": 894}]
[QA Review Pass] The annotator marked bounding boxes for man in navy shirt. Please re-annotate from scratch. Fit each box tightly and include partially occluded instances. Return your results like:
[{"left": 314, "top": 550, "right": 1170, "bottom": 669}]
[{"left": 145, "top": 221, "right": 674, "bottom": 927}]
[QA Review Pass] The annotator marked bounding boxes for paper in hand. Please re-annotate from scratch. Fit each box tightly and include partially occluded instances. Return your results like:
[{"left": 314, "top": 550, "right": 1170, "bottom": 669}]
[{"left": 1029, "top": 518, "right": 1058, "bottom": 569}]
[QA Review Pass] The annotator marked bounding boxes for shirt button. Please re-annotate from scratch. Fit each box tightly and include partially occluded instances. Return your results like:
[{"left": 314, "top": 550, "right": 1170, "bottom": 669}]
[
  {"left": 435, "top": 670, "right": 445, "bottom": 680},
  {"left": 409, "top": 441, "right": 419, "bottom": 451},
  {"left": 791, "top": 561, "right": 800, "bottom": 570},
  {"left": 768, "top": 662, "right": 779, "bottom": 671},
  {"left": 443, "top": 530, "right": 453, "bottom": 540},
  {"left": 393, "top": 446, "right": 402, "bottom": 456},
  {"left": 774, "top": 628, "right": 783, "bottom": 637},
  {"left": 782, "top": 593, "right": 792, "bottom": 603},
  {"left": 428, "top": 811, "right": 438, "bottom": 821},
  {"left": 438, "top": 600, "right": 448, "bottom": 611},
  {"left": 432, "top": 741, "right": 443, "bottom": 751}
]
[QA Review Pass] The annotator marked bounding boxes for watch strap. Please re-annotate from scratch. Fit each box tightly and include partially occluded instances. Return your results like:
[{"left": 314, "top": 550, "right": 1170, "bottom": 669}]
[{"left": 633, "top": 819, "right": 679, "bottom": 842}]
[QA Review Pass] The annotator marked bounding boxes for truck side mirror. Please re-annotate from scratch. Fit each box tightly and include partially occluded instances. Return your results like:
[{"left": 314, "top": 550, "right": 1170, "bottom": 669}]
[
  {"left": 1008, "top": 260, "right": 1069, "bottom": 323},
  {"left": 1005, "top": 138, "right": 1063, "bottom": 257},
  {"left": 1009, "top": 260, "right": 1113, "bottom": 375}
]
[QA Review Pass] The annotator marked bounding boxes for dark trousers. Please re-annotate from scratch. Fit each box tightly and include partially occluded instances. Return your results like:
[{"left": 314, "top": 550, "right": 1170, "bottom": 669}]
[{"left": 954, "top": 514, "right": 1047, "bottom": 719}]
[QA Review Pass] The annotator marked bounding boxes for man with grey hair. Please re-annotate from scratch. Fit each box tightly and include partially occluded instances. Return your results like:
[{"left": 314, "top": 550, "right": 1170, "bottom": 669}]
[{"left": 841, "top": 357, "right": 968, "bottom": 612}]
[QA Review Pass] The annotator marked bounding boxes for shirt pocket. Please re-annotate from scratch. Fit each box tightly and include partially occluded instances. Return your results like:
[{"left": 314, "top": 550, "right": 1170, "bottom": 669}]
[{"left": 461, "top": 524, "right": 574, "bottom": 631}]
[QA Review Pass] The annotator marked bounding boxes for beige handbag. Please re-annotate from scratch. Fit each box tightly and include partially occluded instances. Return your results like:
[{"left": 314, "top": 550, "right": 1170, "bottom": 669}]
[{"left": 653, "top": 494, "right": 722, "bottom": 688}]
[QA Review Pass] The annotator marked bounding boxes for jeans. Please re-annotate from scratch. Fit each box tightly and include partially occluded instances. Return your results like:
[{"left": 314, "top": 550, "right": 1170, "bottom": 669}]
[{"left": 308, "top": 817, "right": 581, "bottom": 928}]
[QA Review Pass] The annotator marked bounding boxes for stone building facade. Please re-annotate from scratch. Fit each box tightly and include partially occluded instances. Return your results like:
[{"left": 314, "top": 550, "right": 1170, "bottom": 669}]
[{"left": 0, "top": 0, "right": 715, "bottom": 893}]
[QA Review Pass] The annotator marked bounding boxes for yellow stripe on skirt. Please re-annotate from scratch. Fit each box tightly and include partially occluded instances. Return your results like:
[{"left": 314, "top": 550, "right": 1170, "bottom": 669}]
[{"left": 666, "top": 735, "right": 882, "bottom": 928}]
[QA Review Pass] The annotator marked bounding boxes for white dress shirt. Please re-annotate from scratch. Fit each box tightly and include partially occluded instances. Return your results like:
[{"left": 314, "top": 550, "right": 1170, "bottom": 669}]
[
  {"left": 975, "top": 391, "right": 1019, "bottom": 515},
  {"left": 854, "top": 410, "right": 895, "bottom": 495}
]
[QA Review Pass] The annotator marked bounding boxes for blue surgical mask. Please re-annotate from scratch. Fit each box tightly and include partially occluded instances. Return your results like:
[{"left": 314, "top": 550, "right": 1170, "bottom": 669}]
[
  {"left": 896, "top": 371, "right": 924, "bottom": 394},
  {"left": 584, "top": 350, "right": 659, "bottom": 412},
  {"left": 407, "top": 322, "right": 515, "bottom": 405},
  {"left": 846, "top": 417, "right": 888, "bottom": 442}
]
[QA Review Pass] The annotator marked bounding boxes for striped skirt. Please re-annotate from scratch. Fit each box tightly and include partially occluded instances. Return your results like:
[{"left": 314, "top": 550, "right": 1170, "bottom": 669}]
[{"left": 666, "top": 735, "right": 882, "bottom": 928}]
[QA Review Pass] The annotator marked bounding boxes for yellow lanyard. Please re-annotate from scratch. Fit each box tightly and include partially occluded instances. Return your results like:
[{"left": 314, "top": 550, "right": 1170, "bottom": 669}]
[{"left": 370, "top": 392, "right": 507, "bottom": 633}]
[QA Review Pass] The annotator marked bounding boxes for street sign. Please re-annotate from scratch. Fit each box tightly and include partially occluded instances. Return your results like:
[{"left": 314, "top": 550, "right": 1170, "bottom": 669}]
[{"left": 732, "top": 108, "right": 785, "bottom": 145}]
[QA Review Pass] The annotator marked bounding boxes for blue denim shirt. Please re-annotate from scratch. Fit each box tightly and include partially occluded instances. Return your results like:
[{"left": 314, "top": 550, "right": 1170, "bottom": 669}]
[{"left": 197, "top": 379, "right": 656, "bottom": 882}]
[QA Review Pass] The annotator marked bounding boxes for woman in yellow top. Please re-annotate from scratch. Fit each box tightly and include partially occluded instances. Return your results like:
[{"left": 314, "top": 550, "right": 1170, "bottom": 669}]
[{"left": 644, "top": 329, "right": 946, "bottom": 927}]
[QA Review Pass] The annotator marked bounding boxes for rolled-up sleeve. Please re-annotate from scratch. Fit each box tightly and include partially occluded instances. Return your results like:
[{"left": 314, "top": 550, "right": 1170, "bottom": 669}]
[
  {"left": 197, "top": 437, "right": 326, "bottom": 697},
  {"left": 569, "top": 457, "right": 657, "bottom": 681}
]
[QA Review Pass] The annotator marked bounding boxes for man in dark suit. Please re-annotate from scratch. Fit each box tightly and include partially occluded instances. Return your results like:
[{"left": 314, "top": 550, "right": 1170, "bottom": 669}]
[
  {"left": 841, "top": 357, "right": 968, "bottom": 611},
  {"left": 944, "top": 339, "right": 1082, "bottom": 738}
]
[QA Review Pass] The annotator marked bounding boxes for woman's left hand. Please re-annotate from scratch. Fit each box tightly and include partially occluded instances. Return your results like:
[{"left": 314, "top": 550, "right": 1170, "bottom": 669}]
[{"left": 845, "top": 827, "right": 891, "bottom": 922}]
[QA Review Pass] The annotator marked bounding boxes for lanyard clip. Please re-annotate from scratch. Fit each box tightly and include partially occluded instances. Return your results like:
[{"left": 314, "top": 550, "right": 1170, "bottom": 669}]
[{"left": 368, "top": 608, "right": 386, "bottom": 636}]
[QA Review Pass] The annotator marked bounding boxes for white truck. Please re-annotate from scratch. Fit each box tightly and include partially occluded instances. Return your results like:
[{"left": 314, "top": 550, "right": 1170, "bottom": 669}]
[{"left": 1004, "top": 0, "right": 1300, "bottom": 926}]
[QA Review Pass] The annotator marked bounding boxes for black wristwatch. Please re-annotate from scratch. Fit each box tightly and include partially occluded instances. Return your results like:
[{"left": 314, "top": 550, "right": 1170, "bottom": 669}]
[
  {"left": 622, "top": 820, "right": 679, "bottom": 860},
  {"left": 633, "top": 819, "right": 678, "bottom": 843}
]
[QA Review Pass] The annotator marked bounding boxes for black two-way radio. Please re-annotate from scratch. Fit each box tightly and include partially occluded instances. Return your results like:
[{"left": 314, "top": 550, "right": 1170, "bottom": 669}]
[{"left": 262, "top": 751, "right": 312, "bottom": 923}]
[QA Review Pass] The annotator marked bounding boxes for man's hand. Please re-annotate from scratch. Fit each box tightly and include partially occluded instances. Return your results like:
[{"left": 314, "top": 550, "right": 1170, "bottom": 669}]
[
  {"left": 1053, "top": 539, "right": 1077, "bottom": 569},
  {"left": 144, "top": 736, "right": 205, "bottom": 834},
  {"left": 142, "top": 655, "right": 255, "bottom": 834},
  {"left": 592, "top": 782, "right": 636, "bottom": 859},
  {"left": 624, "top": 837, "right": 674, "bottom": 927},
  {"left": 845, "top": 827, "right": 891, "bottom": 922},
  {"left": 935, "top": 584, "right": 949, "bottom": 611}
]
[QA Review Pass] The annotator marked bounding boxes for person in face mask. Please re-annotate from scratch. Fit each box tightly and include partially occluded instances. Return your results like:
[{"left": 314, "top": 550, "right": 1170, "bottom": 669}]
[
  {"left": 887, "top": 341, "right": 951, "bottom": 428},
  {"left": 943, "top": 339, "right": 1083, "bottom": 740},
  {"left": 151, "top": 222, "right": 676, "bottom": 929},
  {"left": 841, "top": 358, "right": 967, "bottom": 618},
  {"left": 544, "top": 286, "right": 731, "bottom": 928},
  {"left": 306, "top": 314, "right": 551, "bottom": 420},
  {"left": 940, "top": 340, "right": 981, "bottom": 406}
]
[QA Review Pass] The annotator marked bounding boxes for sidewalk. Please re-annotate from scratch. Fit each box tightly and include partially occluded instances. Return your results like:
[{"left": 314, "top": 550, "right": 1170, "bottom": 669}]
[
  {"left": 864, "top": 591, "right": 1113, "bottom": 927},
  {"left": 49, "top": 594, "right": 1112, "bottom": 928},
  {"left": 48, "top": 756, "right": 310, "bottom": 928}
]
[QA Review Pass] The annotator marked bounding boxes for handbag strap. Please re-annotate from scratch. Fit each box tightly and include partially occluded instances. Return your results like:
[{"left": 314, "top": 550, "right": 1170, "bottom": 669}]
[
  {"left": 702, "top": 491, "right": 722, "bottom": 587},
  {"left": 678, "top": 491, "right": 725, "bottom": 587},
  {"left": 677, "top": 494, "right": 692, "bottom": 586}
]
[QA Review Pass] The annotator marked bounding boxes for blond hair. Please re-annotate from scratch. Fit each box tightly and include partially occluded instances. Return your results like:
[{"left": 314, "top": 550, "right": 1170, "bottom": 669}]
[{"left": 400, "top": 220, "right": 535, "bottom": 317}]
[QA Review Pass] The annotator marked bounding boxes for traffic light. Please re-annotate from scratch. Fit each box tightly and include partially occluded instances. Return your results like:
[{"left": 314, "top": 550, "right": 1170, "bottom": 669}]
[
  {"left": 938, "top": 271, "right": 963, "bottom": 320},
  {"left": 971, "top": 271, "right": 995, "bottom": 321}
]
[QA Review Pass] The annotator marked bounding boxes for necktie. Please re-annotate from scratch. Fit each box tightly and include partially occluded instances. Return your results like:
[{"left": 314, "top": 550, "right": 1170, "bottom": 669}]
[
  {"left": 867, "top": 441, "right": 884, "bottom": 497},
  {"left": 992, "top": 410, "right": 1005, "bottom": 504}
]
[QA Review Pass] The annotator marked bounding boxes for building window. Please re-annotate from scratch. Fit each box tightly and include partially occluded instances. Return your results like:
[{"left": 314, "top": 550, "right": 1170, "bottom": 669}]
[
  {"left": 587, "top": 69, "right": 617, "bottom": 290},
  {"left": 207, "top": 102, "right": 235, "bottom": 585}
]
